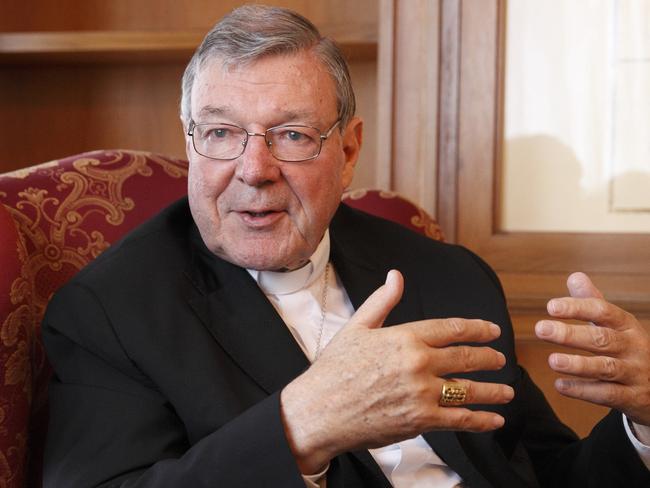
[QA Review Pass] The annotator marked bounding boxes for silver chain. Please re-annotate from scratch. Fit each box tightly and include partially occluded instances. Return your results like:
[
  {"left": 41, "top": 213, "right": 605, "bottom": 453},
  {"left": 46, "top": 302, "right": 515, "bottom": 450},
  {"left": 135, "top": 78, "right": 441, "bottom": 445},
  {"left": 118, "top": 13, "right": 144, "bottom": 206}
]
[{"left": 313, "top": 263, "right": 330, "bottom": 360}]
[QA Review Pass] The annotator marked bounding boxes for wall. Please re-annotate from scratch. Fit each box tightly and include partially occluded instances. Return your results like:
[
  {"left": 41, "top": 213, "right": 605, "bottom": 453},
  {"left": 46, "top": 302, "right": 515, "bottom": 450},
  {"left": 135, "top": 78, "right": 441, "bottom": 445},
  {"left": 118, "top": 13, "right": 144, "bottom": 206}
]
[{"left": 0, "top": 0, "right": 379, "bottom": 192}]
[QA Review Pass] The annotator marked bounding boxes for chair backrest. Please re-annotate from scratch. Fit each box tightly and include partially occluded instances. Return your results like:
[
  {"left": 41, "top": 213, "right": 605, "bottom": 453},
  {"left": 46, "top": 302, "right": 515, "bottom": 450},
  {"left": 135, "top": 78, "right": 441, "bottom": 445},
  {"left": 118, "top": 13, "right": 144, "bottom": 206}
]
[
  {"left": 0, "top": 150, "right": 442, "bottom": 487},
  {"left": 342, "top": 188, "right": 444, "bottom": 241},
  {"left": 0, "top": 150, "right": 188, "bottom": 488}
]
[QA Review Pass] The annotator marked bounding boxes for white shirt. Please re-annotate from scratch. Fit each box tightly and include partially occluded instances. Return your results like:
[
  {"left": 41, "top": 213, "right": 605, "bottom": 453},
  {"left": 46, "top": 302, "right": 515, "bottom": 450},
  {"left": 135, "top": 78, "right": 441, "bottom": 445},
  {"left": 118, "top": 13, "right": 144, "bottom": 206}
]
[{"left": 247, "top": 231, "right": 650, "bottom": 486}]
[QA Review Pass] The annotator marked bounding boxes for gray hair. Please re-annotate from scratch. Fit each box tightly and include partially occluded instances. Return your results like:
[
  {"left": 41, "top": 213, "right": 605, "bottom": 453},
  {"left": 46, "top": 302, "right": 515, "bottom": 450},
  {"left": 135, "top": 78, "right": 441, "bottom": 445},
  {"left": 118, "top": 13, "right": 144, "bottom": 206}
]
[{"left": 180, "top": 5, "right": 356, "bottom": 129}]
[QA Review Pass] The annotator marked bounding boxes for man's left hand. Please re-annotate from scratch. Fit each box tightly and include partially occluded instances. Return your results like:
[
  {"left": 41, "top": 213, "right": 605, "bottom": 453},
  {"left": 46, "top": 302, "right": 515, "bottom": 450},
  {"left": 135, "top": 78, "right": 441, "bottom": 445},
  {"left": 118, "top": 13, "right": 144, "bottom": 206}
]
[{"left": 535, "top": 272, "right": 650, "bottom": 441}]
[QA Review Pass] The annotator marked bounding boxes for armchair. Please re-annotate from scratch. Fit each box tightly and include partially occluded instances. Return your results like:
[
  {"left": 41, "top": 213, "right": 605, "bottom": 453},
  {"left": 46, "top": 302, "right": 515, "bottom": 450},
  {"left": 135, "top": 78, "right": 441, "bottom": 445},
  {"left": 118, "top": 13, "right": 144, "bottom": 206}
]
[
  {"left": 0, "top": 149, "right": 442, "bottom": 487},
  {"left": 0, "top": 150, "right": 188, "bottom": 487}
]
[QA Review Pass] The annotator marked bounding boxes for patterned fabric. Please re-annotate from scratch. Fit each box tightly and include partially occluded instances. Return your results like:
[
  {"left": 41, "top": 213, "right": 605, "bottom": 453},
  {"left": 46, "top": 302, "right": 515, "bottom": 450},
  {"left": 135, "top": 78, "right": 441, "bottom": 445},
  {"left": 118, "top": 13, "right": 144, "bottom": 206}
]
[
  {"left": 0, "top": 149, "right": 442, "bottom": 488},
  {"left": 0, "top": 150, "right": 188, "bottom": 488},
  {"left": 342, "top": 189, "right": 444, "bottom": 241},
  {"left": 0, "top": 205, "right": 25, "bottom": 488}
]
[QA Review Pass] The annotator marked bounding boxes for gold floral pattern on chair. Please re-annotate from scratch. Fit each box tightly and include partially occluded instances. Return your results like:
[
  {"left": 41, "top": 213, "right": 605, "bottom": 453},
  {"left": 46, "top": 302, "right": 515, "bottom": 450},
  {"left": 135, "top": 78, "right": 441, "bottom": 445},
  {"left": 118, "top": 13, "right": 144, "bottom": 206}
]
[
  {"left": 342, "top": 188, "right": 445, "bottom": 241},
  {"left": 410, "top": 210, "right": 445, "bottom": 241},
  {"left": 4, "top": 151, "right": 187, "bottom": 311},
  {"left": 0, "top": 149, "right": 188, "bottom": 488},
  {"left": 1, "top": 162, "right": 59, "bottom": 181},
  {"left": 0, "top": 203, "right": 28, "bottom": 488}
]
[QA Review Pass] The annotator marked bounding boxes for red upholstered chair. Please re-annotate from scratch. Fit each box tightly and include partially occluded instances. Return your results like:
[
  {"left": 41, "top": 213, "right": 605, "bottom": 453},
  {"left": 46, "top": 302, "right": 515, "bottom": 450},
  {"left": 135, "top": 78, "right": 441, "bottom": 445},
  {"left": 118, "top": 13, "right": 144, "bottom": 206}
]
[
  {"left": 0, "top": 149, "right": 442, "bottom": 487},
  {"left": 0, "top": 150, "right": 188, "bottom": 488},
  {"left": 342, "top": 188, "right": 444, "bottom": 241}
]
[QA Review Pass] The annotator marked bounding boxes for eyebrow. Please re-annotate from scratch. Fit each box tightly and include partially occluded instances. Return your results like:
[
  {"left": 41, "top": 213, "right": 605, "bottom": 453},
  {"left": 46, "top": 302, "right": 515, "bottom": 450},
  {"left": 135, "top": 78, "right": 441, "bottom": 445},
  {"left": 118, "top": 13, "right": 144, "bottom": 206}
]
[
  {"left": 197, "top": 105, "right": 230, "bottom": 119},
  {"left": 195, "top": 105, "right": 320, "bottom": 126}
]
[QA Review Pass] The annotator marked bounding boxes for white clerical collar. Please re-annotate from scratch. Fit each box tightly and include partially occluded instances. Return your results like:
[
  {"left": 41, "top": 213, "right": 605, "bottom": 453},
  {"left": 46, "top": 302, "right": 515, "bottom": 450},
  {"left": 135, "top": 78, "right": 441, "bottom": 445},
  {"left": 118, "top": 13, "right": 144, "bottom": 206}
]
[{"left": 247, "top": 230, "right": 330, "bottom": 295}]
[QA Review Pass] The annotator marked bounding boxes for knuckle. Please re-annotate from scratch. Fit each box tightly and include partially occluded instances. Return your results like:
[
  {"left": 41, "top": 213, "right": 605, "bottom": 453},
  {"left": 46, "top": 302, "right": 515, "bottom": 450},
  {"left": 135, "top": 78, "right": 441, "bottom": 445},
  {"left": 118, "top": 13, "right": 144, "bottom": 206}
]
[
  {"left": 594, "top": 299, "right": 610, "bottom": 320},
  {"left": 398, "top": 327, "right": 419, "bottom": 347},
  {"left": 601, "top": 385, "right": 618, "bottom": 405},
  {"left": 622, "top": 310, "right": 636, "bottom": 324},
  {"left": 404, "top": 351, "right": 429, "bottom": 375},
  {"left": 558, "top": 323, "right": 571, "bottom": 343},
  {"left": 456, "top": 346, "right": 475, "bottom": 368},
  {"left": 457, "top": 411, "right": 473, "bottom": 430},
  {"left": 592, "top": 327, "right": 611, "bottom": 349},
  {"left": 489, "top": 384, "right": 510, "bottom": 403},
  {"left": 501, "top": 385, "right": 514, "bottom": 401},
  {"left": 545, "top": 321, "right": 567, "bottom": 343},
  {"left": 600, "top": 357, "right": 618, "bottom": 380},
  {"left": 446, "top": 318, "right": 466, "bottom": 338},
  {"left": 491, "top": 349, "right": 505, "bottom": 368}
]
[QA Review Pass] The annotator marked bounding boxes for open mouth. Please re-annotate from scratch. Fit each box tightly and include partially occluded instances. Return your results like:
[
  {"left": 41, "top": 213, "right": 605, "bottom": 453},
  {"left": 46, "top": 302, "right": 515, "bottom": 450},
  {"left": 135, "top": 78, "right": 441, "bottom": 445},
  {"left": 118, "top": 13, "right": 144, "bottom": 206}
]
[
  {"left": 246, "top": 211, "right": 274, "bottom": 217},
  {"left": 237, "top": 209, "right": 285, "bottom": 226}
]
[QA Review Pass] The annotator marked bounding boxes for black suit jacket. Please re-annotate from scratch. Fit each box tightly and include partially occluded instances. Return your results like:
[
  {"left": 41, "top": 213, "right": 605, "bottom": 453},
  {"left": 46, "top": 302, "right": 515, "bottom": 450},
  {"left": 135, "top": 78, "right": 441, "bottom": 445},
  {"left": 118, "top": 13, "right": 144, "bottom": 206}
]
[{"left": 42, "top": 198, "right": 650, "bottom": 487}]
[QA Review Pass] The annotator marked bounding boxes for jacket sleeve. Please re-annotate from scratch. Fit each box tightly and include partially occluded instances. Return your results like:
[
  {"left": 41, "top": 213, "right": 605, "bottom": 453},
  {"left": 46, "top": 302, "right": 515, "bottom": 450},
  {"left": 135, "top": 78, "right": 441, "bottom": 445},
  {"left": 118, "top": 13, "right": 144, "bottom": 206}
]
[
  {"left": 516, "top": 367, "right": 650, "bottom": 487},
  {"left": 42, "top": 282, "right": 306, "bottom": 488}
]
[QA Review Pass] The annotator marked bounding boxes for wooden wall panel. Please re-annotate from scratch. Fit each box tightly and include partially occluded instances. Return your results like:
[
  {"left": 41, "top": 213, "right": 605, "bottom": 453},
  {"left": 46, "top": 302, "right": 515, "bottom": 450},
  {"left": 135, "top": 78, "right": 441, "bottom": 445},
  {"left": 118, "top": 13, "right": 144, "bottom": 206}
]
[
  {"left": 375, "top": 0, "right": 439, "bottom": 217},
  {"left": 0, "top": 0, "right": 377, "bottom": 37},
  {"left": 0, "top": 59, "right": 379, "bottom": 176},
  {"left": 0, "top": 63, "right": 187, "bottom": 168},
  {"left": 0, "top": 0, "right": 378, "bottom": 172}
]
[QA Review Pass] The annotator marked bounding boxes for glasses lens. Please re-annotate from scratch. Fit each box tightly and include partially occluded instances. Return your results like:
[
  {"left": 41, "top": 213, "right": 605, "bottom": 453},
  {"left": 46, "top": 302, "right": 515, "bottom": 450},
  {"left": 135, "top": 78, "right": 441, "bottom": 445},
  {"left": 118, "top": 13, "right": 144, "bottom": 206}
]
[
  {"left": 266, "top": 126, "right": 321, "bottom": 162},
  {"left": 193, "top": 124, "right": 247, "bottom": 159}
]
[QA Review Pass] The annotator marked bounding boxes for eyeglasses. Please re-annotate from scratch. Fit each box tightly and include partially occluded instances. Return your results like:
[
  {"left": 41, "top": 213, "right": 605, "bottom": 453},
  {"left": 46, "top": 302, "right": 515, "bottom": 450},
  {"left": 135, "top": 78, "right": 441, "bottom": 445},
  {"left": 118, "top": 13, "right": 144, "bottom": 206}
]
[{"left": 187, "top": 119, "right": 341, "bottom": 162}]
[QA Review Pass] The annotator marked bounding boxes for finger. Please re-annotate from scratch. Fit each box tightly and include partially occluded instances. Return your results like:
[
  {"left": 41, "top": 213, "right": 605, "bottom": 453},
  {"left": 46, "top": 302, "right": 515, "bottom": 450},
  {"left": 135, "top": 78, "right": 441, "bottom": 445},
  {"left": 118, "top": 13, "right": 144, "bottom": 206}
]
[
  {"left": 441, "top": 379, "right": 515, "bottom": 406},
  {"left": 412, "top": 318, "right": 502, "bottom": 347},
  {"left": 348, "top": 269, "right": 404, "bottom": 330},
  {"left": 434, "top": 346, "right": 506, "bottom": 376},
  {"left": 547, "top": 353, "right": 627, "bottom": 383},
  {"left": 433, "top": 408, "right": 505, "bottom": 433},
  {"left": 566, "top": 272, "right": 604, "bottom": 299},
  {"left": 535, "top": 321, "right": 623, "bottom": 355},
  {"left": 554, "top": 377, "right": 629, "bottom": 411},
  {"left": 546, "top": 297, "right": 631, "bottom": 330}
]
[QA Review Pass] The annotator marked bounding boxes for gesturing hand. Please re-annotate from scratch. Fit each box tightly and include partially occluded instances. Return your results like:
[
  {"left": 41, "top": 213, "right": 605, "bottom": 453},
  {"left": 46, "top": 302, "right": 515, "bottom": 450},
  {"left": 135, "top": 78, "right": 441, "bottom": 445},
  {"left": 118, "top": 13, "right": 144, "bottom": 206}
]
[
  {"left": 281, "top": 270, "right": 514, "bottom": 474},
  {"left": 535, "top": 272, "right": 650, "bottom": 440}
]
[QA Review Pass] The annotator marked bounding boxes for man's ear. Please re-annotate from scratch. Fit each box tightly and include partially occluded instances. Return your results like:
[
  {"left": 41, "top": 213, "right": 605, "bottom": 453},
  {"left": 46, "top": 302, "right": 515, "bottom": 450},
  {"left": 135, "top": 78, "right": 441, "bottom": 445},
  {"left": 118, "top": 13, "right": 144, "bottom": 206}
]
[{"left": 341, "top": 116, "right": 363, "bottom": 188}]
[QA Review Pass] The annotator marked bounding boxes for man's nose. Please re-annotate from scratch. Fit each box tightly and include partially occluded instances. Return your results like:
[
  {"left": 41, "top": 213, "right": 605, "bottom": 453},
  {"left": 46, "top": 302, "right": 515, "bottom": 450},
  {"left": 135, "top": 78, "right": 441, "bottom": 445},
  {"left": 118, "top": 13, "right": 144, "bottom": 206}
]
[{"left": 235, "top": 134, "right": 281, "bottom": 186}]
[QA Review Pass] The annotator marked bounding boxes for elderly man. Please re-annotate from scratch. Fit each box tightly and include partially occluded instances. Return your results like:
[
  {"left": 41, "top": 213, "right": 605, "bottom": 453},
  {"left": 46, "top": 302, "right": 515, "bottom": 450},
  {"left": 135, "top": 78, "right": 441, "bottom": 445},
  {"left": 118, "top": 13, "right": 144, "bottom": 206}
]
[{"left": 43, "top": 5, "right": 650, "bottom": 487}]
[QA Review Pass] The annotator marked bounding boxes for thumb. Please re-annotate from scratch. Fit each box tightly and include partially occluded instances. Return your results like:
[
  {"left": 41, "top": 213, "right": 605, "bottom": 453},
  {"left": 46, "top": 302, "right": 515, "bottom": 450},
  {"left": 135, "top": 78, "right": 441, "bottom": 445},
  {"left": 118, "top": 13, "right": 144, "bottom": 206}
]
[
  {"left": 348, "top": 269, "right": 404, "bottom": 330},
  {"left": 566, "top": 272, "right": 604, "bottom": 299}
]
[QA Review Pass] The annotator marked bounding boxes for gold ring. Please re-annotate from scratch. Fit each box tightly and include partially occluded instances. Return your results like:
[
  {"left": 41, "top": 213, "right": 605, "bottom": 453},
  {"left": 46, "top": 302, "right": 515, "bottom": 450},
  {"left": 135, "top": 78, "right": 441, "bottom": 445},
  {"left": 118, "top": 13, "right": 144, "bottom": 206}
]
[{"left": 440, "top": 381, "right": 468, "bottom": 406}]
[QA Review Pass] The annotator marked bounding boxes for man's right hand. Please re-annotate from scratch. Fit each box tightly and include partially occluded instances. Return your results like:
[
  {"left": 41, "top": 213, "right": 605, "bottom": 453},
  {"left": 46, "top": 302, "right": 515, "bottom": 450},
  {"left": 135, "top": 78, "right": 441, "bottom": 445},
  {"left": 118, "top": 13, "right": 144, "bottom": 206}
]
[{"left": 280, "top": 270, "right": 515, "bottom": 475}]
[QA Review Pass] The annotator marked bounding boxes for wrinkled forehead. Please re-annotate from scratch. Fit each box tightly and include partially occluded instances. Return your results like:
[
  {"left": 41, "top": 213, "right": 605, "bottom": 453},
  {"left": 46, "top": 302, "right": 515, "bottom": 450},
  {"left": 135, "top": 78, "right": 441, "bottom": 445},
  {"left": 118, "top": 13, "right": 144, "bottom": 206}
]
[{"left": 190, "top": 51, "right": 339, "bottom": 123}]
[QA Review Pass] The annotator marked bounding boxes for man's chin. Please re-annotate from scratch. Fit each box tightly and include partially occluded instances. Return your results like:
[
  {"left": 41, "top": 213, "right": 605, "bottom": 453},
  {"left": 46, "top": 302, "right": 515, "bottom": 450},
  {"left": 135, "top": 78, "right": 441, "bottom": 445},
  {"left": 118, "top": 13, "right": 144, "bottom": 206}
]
[
  {"left": 216, "top": 246, "right": 308, "bottom": 272},
  {"left": 238, "top": 256, "right": 309, "bottom": 272}
]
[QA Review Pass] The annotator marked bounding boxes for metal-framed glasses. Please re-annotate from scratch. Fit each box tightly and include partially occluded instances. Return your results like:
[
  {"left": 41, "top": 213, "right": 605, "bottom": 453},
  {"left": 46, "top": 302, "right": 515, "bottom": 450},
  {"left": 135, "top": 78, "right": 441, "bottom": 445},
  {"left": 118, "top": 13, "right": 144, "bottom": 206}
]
[{"left": 187, "top": 119, "right": 341, "bottom": 162}]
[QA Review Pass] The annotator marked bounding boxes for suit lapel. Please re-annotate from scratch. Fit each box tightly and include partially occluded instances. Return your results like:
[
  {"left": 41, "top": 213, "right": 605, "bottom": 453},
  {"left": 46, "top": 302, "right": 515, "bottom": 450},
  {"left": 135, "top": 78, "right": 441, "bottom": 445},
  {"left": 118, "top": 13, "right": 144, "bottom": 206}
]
[
  {"left": 329, "top": 208, "right": 420, "bottom": 328},
  {"left": 184, "top": 229, "right": 309, "bottom": 394}
]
